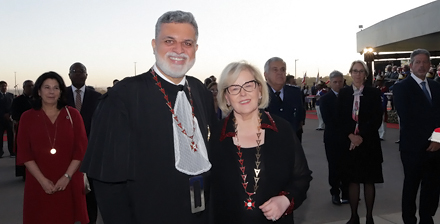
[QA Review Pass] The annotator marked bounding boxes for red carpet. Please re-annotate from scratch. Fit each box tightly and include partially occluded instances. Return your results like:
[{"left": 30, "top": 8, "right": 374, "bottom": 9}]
[{"left": 306, "top": 110, "right": 399, "bottom": 129}]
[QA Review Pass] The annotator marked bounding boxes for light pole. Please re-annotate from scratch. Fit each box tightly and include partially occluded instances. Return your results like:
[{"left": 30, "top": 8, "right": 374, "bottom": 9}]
[
  {"left": 294, "top": 59, "right": 299, "bottom": 78},
  {"left": 134, "top": 62, "right": 137, "bottom": 76}
]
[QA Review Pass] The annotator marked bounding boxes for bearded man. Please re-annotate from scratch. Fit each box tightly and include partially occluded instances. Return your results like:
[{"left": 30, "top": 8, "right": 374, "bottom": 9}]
[{"left": 81, "top": 11, "right": 216, "bottom": 224}]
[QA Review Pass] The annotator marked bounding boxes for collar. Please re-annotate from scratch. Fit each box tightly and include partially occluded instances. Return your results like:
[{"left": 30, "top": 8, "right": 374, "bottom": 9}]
[
  {"left": 411, "top": 73, "right": 427, "bottom": 84},
  {"left": 71, "top": 85, "right": 86, "bottom": 93},
  {"left": 268, "top": 84, "right": 284, "bottom": 94},
  {"left": 153, "top": 64, "right": 186, "bottom": 86},
  {"left": 219, "top": 110, "right": 278, "bottom": 141},
  {"left": 331, "top": 89, "right": 338, "bottom": 96}
]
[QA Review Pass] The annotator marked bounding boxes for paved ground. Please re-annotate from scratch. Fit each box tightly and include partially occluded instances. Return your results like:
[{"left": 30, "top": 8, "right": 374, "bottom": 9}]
[{"left": 0, "top": 116, "right": 439, "bottom": 224}]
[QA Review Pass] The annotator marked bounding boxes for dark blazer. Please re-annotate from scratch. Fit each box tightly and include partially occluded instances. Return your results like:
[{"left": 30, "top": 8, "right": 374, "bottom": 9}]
[
  {"left": 0, "top": 92, "right": 14, "bottom": 123},
  {"left": 265, "top": 84, "right": 305, "bottom": 132},
  {"left": 394, "top": 76, "right": 440, "bottom": 153},
  {"left": 66, "top": 86, "right": 102, "bottom": 137},
  {"left": 319, "top": 90, "right": 341, "bottom": 145},
  {"left": 210, "top": 111, "right": 312, "bottom": 223},
  {"left": 338, "top": 86, "right": 383, "bottom": 165}
]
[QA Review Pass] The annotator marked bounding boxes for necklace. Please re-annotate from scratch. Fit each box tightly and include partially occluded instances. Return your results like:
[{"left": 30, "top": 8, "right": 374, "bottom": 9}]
[
  {"left": 233, "top": 113, "right": 262, "bottom": 210},
  {"left": 42, "top": 110, "right": 58, "bottom": 155},
  {"left": 150, "top": 68, "right": 198, "bottom": 152}
]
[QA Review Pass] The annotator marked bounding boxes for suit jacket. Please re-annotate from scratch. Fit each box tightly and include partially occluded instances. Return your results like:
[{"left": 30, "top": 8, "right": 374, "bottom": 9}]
[
  {"left": 0, "top": 92, "right": 14, "bottom": 124},
  {"left": 66, "top": 86, "right": 102, "bottom": 137},
  {"left": 265, "top": 84, "right": 305, "bottom": 132},
  {"left": 394, "top": 76, "right": 440, "bottom": 153},
  {"left": 319, "top": 90, "right": 341, "bottom": 145}
]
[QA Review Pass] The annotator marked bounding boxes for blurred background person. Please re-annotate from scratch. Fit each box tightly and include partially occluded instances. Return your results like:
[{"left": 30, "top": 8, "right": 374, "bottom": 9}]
[
  {"left": 0, "top": 81, "right": 15, "bottom": 158},
  {"left": 207, "top": 82, "right": 223, "bottom": 119},
  {"left": 338, "top": 60, "right": 383, "bottom": 224},
  {"left": 210, "top": 61, "right": 312, "bottom": 223},
  {"left": 315, "top": 80, "right": 327, "bottom": 131},
  {"left": 319, "top": 70, "right": 349, "bottom": 205},
  {"left": 66, "top": 62, "right": 102, "bottom": 224},
  {"left": 16, "top": 72, "right": 88, "bottom": 224},
  {"left": 11, "top": 80, "right": 34, "bottom": 178}
]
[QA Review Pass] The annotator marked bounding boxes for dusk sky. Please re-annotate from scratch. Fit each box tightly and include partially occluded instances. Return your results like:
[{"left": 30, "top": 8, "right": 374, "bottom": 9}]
[{"left": 0, "top": 0, "right": 435, "bottom": 90}]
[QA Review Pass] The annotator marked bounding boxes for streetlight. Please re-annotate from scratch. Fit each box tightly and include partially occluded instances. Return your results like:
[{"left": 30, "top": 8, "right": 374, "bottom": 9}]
[
  {"left": 295, "top": 59, "right": 299, "bottom": 78},
  {"left": 134, "top": 62, "right": 137, "bottom": 76}
]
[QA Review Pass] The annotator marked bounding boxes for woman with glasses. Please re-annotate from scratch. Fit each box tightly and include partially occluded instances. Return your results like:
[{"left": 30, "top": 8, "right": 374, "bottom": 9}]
[
  {"left": 338, "top": 60, "right": 383, "bottom": 224},
  {"left": 209, "top": 61, "right": 312, "bottom": 223}
]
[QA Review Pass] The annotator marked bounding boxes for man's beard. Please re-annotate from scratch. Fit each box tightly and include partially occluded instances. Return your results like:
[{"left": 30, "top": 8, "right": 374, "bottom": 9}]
[{"left": 155, "top": 50, "right": 196, "bottom": 78}]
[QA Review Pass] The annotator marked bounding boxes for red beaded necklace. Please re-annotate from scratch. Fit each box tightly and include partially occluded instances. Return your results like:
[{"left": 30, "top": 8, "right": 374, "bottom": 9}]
[
  {"left": 233, "top": 113, "right": 263, "bottom": 210},
  {"left": 150, "top": 69, "right": 198, "bottom": 152}
]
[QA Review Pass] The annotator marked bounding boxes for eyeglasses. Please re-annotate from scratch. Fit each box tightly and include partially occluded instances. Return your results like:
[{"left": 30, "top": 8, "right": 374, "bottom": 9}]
[
  {"left": 352, "top": 69, "right": 366, "bottom": 74},
  {"left": 226, "top": 80, "right": 258, "bottom": 95}
]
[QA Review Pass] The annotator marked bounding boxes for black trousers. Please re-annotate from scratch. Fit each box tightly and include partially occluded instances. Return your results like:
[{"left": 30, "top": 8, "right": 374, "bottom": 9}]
[
  {"left": 86, "top": 180, "right": 98, "bottom": 224},
  {"left": 401, "top": 151, "right": 440, "bottom": 224},
  {"left": 325, "top": 143, "right": 348, "bottom": 199},
  {"left": 0, "top": 120, "right": 13, "bottom": 156}
]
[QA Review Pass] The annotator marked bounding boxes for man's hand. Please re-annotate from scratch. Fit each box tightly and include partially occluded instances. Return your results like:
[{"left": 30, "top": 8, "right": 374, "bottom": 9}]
[{"left": 427, "top": 141, "right": 440, "bottom": 152}]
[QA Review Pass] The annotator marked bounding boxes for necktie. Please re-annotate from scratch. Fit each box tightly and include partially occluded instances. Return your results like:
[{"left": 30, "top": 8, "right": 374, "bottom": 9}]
[
  {"left": 275, "top": 91, "right": 282, "bottom": 103},
  {"left": 75, "top": 89, "right": 82, "bottom": 111},
  {"left": 421, "top": 81, "right": 431, "bottom": 104}
]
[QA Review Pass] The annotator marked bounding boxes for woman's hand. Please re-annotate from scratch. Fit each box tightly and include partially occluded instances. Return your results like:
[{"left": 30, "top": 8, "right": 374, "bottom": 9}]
[
  {"left": 54, "top": 175, "right": 70, "bottom": 192},
  {"left": 39, "top": 178, "right": 55, "bottom": 194},
  {"left": 259, "top": 195, "right": 290, "bottom": 222},
  {"left": 348, "top": 134, "right": 363, "bottom": 150}
]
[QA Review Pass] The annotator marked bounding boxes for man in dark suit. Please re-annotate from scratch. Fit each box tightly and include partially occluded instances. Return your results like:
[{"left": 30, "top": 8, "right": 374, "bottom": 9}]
[
  {"left": 264, "top": 57, "right": 305, "bottom": 141},
  {"left": 0, "top": 81, "right": 15, "bottom": 158},
  {"left": 66, "top": 62, "right": 101, "bottom": 224},
  {"left": 394, "top": 49, "right": 440, "bottom": 224},
  {"left": 319, "top": 70, "right": 348, "bottom": 205},
  {"left": 11, "top": 80, "right": 34, "bottom": 177}
]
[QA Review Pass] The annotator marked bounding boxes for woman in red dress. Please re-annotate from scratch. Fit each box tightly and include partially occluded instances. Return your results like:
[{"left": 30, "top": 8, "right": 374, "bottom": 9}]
[{"left": 17, "top": 71, "right": 89, "bottom": 224}]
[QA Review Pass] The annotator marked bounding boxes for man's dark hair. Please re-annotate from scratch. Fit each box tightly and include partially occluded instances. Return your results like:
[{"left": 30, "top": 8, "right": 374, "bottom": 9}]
[
  {"left": 23, "top": 80, "right": 33, "bottom": 88},
  {"left": 410, "top": 49, "right": 431, "bottom": 64},
  {"left": 32, "top": 71, "right": 67, "bottom": 110},
  {"left": 0, "top": 81, "right": 7, "bottom": 85},
  {"left": 155, "top": 11, "right": 198, "bottom": 40}
]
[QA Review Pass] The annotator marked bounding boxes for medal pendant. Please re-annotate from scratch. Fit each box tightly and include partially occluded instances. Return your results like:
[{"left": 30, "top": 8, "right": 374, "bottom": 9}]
[
  {"left": 244, "top": 199, "right": 255, "bottom": 210},
  {"left": 50, "top": 148, "right": 57, "bottom": 154}
]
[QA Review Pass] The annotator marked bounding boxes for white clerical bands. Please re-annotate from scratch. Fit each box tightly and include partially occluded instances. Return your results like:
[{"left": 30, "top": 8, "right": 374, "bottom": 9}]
[{"left": 272, "top": 217, "right": 277, "bottom": 222}]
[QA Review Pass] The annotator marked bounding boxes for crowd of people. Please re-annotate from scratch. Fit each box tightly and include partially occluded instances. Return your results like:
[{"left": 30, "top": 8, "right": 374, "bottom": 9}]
[{"left": 0, "top": 10, "right": 440, "bottom": 224}]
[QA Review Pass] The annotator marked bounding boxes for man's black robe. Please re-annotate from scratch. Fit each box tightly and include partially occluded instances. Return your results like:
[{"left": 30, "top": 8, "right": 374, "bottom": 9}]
[{"left": 81, "top": 70, "right": 216, "bottom": 223}]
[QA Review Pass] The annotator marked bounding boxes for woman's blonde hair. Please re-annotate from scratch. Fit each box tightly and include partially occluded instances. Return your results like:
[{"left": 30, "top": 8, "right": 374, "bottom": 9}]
[
  {"left": 349, "top": 60, "right": 369, "bottom": 77},
  {"left": 217, "top": 61, "right": 269, "bottom": 114}
]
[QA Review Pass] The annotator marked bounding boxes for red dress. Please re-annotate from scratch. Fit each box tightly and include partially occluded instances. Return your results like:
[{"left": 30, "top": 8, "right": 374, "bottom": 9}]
[{"left": 17, "top": 106, "right": 89, "bottom": 224}]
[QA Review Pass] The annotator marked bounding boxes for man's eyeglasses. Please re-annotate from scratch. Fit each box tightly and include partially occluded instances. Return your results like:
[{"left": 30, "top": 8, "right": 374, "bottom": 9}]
[
  {"left": 352, "top": 69, "right": 366, "bottom": 74},
  {"left": 226, "top": 80, "right": 258, "bottom": 95}
]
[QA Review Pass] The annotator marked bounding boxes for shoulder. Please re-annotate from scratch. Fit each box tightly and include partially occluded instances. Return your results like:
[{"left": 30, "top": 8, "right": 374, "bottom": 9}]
[
  {"left": 187, "top": 76, "right": 207, "bottom": 90},
  {"left": 21, "top": 109, "right": 36, "bottom": 119},
  {"left": 339, "top": 86, "right": 352, "bottom": 95},
  {"left": 85, "top": 87, "right": 102, "bottom": 97},
  {"left": 284, "top": 85, "right": 301, "bottom": 94},
  {"left": 106, "top": 72, "right": 151, "bottom": 97},
  {"left": 65, "top": 106, "right": 81, "bottom": 118},
  {"left": 364, "top": 86, "right": 380, "bottom": 94}
]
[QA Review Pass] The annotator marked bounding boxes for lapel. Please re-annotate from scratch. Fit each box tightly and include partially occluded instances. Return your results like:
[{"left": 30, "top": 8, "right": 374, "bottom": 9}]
[
  {"left": 427, "top": 79, "right": 439, "bottom": 105},
  {"left": 66, "top": 86, "right": 75, "bottom": 106},
  {"left": 408, "top": 76, "right": 432, "bottom": 107},
  {"left": 82, "top": 88, "right": 89, "bottom": 111}
]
